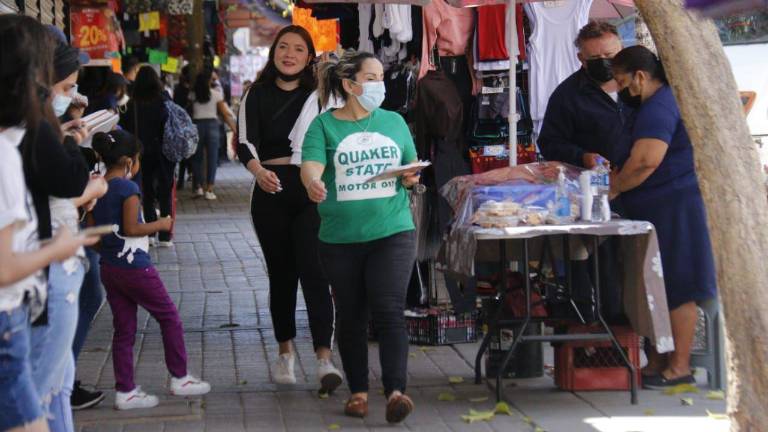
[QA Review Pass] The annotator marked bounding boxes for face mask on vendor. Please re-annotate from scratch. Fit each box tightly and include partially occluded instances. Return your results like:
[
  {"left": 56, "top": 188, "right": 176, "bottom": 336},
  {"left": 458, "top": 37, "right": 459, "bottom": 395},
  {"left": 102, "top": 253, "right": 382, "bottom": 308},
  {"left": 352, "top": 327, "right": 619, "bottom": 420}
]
[{"left": 618, "top": 72, "right": 643, "bottom": 109}]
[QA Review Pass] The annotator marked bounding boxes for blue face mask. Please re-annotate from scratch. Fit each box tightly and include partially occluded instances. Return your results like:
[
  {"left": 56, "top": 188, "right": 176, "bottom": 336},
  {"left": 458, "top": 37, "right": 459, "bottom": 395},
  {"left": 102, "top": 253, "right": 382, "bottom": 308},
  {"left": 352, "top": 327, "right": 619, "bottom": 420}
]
[
  {"left": 353, "top": 81, "right": 386, "bottom": 112},
  {"left": 52, "top": 94, "right": 73, "bottom": 117}
]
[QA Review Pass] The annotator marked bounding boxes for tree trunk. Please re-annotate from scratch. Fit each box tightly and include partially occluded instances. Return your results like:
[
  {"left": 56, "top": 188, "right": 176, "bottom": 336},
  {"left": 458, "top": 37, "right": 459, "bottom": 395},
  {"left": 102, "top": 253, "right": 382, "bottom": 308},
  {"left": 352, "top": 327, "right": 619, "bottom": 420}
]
[{"left": 635, "top": 2, "right": 768, "bottom": 430}]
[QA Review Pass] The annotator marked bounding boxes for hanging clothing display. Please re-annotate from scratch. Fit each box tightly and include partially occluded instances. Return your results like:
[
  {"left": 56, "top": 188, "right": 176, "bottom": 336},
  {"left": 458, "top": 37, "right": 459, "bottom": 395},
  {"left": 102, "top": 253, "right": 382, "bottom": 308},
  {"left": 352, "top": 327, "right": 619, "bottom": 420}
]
[
  {"left": 524, "top": 0, "right": 593, "bottom": 134},
  {"left": 477, "top": 4, "right": 508, "bottom": 61},
  {"left": 356, "top": 3, "right": 413, "bottom": 65},
  {"left": 418, "top": 0, "right": 475, "bottom": 79}
]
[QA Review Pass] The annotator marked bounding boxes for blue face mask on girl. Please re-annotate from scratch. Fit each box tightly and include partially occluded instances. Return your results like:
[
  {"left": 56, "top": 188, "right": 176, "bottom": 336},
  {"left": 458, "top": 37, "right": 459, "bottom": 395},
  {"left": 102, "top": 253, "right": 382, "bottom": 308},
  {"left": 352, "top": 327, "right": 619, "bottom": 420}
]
[{"left": 352, "top": 81, "right": 386, "bottom": 112}]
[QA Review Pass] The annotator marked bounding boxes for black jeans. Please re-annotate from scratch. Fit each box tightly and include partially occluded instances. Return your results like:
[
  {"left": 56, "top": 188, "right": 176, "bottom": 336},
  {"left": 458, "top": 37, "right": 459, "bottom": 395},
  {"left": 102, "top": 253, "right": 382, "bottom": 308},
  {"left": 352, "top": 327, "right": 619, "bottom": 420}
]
[
  {"left": 319, "top": 230, "right": 416, "bottom": 396},
  {"left": 141, "top": 153, "right": 175, "bottom": 242},
  {"left": 250, "top": 165, "right": 334, "bottom": 350}
]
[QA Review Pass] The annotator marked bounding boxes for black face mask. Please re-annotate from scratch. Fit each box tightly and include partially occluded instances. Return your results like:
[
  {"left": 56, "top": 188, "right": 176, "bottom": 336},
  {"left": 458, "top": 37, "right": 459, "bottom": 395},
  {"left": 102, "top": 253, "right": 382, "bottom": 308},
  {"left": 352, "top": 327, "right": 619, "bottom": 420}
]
[
  {"left": 277, "top": 70, "right": 304, "bottom": 82},
  {"left": 586, "top": 58, "right": 614, "bottom": 83},
  {"left": 618, "top": 87, "right": 642, "bottom": 108}
]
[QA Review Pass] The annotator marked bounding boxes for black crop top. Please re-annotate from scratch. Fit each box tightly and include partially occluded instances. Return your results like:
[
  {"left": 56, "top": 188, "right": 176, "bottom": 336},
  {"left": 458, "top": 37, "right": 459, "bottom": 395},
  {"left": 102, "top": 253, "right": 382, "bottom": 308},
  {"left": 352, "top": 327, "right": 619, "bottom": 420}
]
[{"left": 236, "top": 82, "right": 312, "bottom": 164}]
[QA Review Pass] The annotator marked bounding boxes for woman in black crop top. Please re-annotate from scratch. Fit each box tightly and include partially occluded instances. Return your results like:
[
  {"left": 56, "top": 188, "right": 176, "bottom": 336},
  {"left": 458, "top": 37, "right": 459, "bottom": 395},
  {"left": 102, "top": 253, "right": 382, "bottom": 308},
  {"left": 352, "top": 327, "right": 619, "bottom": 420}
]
[{"left": 236, "top": 25, "right": 342, "bottom": 394}]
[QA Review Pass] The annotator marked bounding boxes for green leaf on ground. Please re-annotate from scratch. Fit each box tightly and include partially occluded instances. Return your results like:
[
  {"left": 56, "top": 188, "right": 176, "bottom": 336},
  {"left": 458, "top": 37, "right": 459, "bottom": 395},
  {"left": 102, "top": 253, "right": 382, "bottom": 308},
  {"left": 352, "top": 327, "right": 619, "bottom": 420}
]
[
  {"left": 523, "top": 416, "right": 533, "bottom": 424},
  {"left": 328, "top": 424, "right": 341, "bottom": 430},
  {"left": 706, "top": 390, "right": 725, "bottom": 400},
  {"left": 448, "top": 376, "right": 465, "bottom": 384},
  {"left": 469, "top": 396, "right": 489, "bottom": 403},
  {"left": 438, "top": 392, "right": 456, "bottom": 401},
  {"left": 409, "top": 353, "right": 418, "bottom": 358},
  {"left": 494, "top": 402, "right": 514, "bottom": 416},
  {"left": 534, "top": 427, "right": 546, "bottom": 432},
  {"left": 681, "top": 398, "right": 694, "bottom": 406},
  {"left": 461, "top": 409, "right": 495, "bottom": 423},
  {"left": 663, "top": 383, "right": 700, "bottom": 395},
  {"left": 707, "top": 410, "right": 729, "bottom": 420},
  {"left": 643, "top": 409, "right": 655, "bottom": 416},
  {"left": 419, "top": 347, "right": 434, "bottom": 352},
  {"left": 318, "top": 392, "right": 329, "bottom": 399},
  {"left": 239, "top": 380, "right": 248, "bottom": 385}
]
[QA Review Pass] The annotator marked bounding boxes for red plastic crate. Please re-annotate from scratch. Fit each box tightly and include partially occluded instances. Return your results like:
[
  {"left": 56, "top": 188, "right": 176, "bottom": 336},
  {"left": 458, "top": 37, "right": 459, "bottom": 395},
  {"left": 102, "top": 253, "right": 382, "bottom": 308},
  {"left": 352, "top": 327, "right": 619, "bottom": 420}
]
[{"left": 554, "top": 325, "right": 642, "bottom": 391}]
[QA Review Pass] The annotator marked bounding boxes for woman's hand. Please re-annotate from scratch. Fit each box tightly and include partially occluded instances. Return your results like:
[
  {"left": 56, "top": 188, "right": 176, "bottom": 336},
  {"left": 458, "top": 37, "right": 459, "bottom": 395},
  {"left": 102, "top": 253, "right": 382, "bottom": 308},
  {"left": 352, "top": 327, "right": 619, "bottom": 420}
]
[
  {"left": 50, "top": 226, "right": 99, "bottom": 262},
  {"left": 255, "top": 167, "right": 282, "bottom": 193},
  {"left": 158, "top": 216, "right": 174, "bottom": 233},
  {"left": 401, "top": 170, "right": 421, "bottom": 188},
  {"left": 307, "top": 178, "right": 327, "bottom": 203},
  {"left": 61, "top": 119, "right": 90, "bottom": 145}
]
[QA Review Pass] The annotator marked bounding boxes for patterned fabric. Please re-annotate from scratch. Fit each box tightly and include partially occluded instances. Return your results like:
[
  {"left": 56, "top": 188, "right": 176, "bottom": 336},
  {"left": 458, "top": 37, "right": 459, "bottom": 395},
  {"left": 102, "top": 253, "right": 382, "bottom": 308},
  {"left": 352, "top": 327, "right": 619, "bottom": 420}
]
[
  {"left": 167, "top": 0, "right": 193, "bottom": 15},
  {"left": 168, "top": 15, "right": 188, "bottom": 57}
]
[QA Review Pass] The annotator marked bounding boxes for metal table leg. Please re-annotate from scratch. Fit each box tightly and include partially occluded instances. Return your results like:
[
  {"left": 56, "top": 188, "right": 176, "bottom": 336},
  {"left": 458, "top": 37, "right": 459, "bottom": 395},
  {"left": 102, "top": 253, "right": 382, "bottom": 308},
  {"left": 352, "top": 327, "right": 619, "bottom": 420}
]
[{"left": 592, "top": 236, "right": 638, "bottom": 404}]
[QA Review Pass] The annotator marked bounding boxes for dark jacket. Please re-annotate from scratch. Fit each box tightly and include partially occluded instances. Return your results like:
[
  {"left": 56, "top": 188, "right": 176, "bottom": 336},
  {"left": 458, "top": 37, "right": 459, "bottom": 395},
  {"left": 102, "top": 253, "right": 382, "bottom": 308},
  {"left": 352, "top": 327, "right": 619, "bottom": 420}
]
[
  {"left": 19, "top": 120, "right": 90, "bottom": 240},
  {"left": 120, "top": 96, "right": 168, "bottom": 158},
  {"left": 538, "top": 69, "right": 633, "bottom": 167}
]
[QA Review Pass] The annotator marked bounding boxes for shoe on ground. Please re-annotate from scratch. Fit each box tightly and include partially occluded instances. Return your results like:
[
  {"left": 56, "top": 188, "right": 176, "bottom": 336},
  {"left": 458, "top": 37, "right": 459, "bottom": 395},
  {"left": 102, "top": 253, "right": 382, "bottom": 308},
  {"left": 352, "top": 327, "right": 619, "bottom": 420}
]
[
  {"left": 148, "top": 237, "right": 158, "bottom": 247},
  {"left": 273, "top": 353, "right": 296, "bottom": 384},
  {"left": 158, "top": 240, "right": 174, "bottom": 248},
  {"left": 642, "top": 372, "right": 696, "bottom": 390},
  {"left": 115, "top": 386, "right": 159, "bottom": 410},
  {"left": 170, "top": 374, "right": 211, "bottom": 396},
  {"left": 317, "top": 358, "right": 343, "bottom": 395},
  {"left": 344, "top": 396, "right": 368, "bottom": 418},
  {"left": 386, "top": 393, "right": 414, "bottom": 424},
  {"left": 71, "top": 381, "right": 105, "bottom": 411},
  {"left": 194, "top": 187, "right": 204, "bottom": 198},
  {"left": 204, "top": 191, "right": 217, "bottom": 200}
]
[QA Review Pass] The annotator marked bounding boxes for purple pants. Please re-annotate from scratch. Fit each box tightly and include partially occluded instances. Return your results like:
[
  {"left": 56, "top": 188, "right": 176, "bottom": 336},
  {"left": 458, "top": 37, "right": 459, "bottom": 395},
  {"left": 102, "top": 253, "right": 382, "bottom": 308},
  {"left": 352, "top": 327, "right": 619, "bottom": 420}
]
[{"left": 101, "top": 263, "right": 187, "bottom": 392}]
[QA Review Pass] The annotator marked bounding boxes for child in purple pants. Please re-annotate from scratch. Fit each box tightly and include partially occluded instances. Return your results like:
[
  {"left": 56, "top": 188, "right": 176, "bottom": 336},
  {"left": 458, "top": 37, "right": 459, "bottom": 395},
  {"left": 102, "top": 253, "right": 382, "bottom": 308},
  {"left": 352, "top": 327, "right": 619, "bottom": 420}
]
[{"left": 91, "top": 130, "right": 210, "bottom": 410}]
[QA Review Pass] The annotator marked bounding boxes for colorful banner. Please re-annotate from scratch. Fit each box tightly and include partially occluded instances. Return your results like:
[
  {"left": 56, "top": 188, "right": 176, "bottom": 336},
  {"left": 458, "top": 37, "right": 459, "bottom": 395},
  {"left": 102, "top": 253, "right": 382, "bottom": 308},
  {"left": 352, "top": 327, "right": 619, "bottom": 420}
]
[
  {"left": 139, "top": 11, "right": 161, "bottom": 32},
  {"left": 148, "top": 49, "right": 169, "bottom": 65},
  {"left": 70, "top": 8, "right": 120, "bottom": 60},
  {"left": 161, "top": 57, "right": 179, "bottom": 73},
  {"left": 291, "top": 6, "right": 338, "bottom": 52}
]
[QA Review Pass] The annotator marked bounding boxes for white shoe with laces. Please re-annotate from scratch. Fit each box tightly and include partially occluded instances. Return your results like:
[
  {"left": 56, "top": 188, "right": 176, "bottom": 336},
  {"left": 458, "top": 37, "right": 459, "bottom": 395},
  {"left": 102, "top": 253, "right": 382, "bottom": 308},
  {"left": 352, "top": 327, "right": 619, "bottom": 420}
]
[
  {"left": 115, "top": 386, "right": 159, "bottom": 410},
  {"left": 317, "top": 358, "right": 343, "bottom": 395},
  {"left": 204, "top": 191, "right": 217, "bottom": 200},
  {"left": 194, "top": 187, "right": 204, "bottom": 198},
  {"left": 273, "top": 353, "right": 297, "bottom": 384},
  {"left": 170, "top": 375, "right": 211, "bottom": 396}
]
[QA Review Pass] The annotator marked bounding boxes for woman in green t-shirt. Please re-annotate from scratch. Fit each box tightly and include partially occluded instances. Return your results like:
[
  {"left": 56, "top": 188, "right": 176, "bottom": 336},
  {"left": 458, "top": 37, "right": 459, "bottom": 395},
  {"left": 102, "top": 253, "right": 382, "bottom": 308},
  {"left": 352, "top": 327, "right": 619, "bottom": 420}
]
[{"left": 301, "top": 51, "right": 421, "bottom": 424}]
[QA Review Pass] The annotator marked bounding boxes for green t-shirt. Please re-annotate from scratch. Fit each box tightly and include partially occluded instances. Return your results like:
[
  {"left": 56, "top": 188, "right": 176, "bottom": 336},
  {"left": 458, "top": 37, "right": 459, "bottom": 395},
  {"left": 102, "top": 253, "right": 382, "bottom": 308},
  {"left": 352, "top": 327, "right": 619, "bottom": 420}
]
[{"left": 302, "top": 108, "right": 417, "bottom": 244}]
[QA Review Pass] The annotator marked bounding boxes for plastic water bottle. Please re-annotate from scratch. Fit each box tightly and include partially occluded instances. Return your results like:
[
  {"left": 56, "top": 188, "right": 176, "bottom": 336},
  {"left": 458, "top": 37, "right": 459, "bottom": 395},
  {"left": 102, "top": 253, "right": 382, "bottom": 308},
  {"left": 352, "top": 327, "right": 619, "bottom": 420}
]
[
  {"left": 591, "top": 157, "right": 611, "bottom": 222},
  {"left": 555, "top": 166, "right": 571, "bottom": 222}
]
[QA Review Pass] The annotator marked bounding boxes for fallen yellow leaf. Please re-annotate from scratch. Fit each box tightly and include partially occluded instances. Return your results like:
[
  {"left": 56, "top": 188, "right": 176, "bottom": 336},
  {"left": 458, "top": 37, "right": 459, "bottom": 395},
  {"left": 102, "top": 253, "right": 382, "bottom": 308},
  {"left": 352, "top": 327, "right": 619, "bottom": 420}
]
[
  {"left": 494, "top": 402, "right": 514, "bottom": 416},
  {"left": 449, "top": 376, "right": 465, "bottom": 384},
  {"left": 409, "top": 353, "right": 417, "bottom": 358},
  {"left": 523, "top": 416, "right": 533, "bottom": 424},
  {"left": 681, "top": 398, "right": 694, "bottom": 406},
  {"left": 328, "top": 424, "right": 340, "bottom": 430},
  {"left": 438, "top": 392, "right": 456, "bottom": 402},
  {"left": 461, "top": 409, "right": 496, "bottom": 423},
  {"left": 469, "top": 396, "right": 489, "bottom": 403},
  {"left": 706, "top": 390, "right": 725, "bottom": 400},
  {"left": 663, "top": 383, "right": 700, "bottom": 395},
  {"left": 644, "top": 409, "right": 655, "bottom": 416},
  {"left": 318, "top": 392, "right": 329, "bottom": 400},
  {"left": 707, "top": 410, "right": 729, "bottom": 420},
  {"left": 534, "top": 428, "right": 546, "bottom": 432}
]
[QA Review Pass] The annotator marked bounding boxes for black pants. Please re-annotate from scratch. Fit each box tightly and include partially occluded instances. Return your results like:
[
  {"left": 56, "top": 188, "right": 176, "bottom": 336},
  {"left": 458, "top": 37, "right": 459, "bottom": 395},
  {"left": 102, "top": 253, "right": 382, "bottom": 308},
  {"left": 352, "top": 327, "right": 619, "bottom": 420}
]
[
  {"left": 141, "top": 153, "right": 175, "bottom": 242},
  {"left": 319, "top": 231, "right": 416, "bottom": 396},
  {"left": 250, "top": 165, "right": 333, "bottom": 350}
]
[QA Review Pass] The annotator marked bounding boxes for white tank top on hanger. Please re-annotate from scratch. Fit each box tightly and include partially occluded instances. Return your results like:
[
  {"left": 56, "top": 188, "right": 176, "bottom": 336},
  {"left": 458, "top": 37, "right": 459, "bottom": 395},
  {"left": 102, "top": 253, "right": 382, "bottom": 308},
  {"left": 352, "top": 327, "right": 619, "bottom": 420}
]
[{"left": 525, "top": 0, "right": 593, "bottom": 129}]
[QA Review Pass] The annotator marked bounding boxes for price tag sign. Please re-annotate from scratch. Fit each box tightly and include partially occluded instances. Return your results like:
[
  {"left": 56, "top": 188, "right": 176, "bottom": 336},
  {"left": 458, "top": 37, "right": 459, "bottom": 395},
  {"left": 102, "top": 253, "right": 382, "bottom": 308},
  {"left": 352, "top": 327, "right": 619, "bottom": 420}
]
[{"left": 70, "top": 8, "right": 117, "bottom": 59}]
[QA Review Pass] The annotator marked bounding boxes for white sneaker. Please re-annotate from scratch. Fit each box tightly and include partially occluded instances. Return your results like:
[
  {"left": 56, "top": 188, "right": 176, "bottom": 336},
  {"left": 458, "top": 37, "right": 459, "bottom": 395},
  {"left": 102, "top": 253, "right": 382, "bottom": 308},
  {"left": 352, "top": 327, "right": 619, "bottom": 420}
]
[
  {"left": 170, "top": 374, "right": 211, "bottom": 396},
  {"left": 273, "top": 353, "right": 296, "bottom": 384},
  {"left": 204, "top": 191, "right": 217, "bottom": 200},
  {"left": 194, "top": 187, "right": 204, "bottom": 198},
  {"left": 148, "top": 237, "right": 158, "bottom": 248},
  {"left": 317, "top": 358, "right": 343, "bottom": 395},
  {"left": 158, "top": 240, "right": 174, "bottom": 248},
  {"left": 115, "top": 386, "right": 159, "bottom": 410}
]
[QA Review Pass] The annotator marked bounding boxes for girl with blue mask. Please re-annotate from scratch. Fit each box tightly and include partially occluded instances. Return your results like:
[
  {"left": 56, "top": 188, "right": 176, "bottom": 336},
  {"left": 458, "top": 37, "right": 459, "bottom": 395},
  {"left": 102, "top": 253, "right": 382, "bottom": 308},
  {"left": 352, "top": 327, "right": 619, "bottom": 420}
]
[{"left": 301, "top": 50, "right": 421, "bottom": 424}]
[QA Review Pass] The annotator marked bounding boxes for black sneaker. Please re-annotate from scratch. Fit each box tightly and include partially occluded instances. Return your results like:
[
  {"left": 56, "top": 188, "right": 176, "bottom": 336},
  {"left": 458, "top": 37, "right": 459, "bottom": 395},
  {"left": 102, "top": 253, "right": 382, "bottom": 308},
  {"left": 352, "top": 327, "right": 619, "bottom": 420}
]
[
  {"left": 642, "top": 373, "right": 696, "bottom": 390},
  {"left": 71, "top": 381, "right": 105, "bottom": 410}
]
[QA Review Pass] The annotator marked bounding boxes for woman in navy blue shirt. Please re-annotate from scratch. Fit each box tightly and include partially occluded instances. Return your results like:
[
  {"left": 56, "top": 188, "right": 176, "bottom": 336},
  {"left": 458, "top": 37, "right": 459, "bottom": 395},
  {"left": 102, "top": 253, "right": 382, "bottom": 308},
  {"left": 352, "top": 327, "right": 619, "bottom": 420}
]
[{"left": 610, "top": 46, "right": 717, "bottom": 389}]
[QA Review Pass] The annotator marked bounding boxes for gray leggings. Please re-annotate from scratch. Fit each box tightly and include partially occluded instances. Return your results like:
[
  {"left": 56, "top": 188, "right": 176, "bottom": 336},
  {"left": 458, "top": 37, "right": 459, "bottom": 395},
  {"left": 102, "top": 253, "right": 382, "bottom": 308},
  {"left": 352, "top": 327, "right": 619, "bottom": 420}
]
[{"left": 318, "top": 230, "right": 416, "bottom": 396}]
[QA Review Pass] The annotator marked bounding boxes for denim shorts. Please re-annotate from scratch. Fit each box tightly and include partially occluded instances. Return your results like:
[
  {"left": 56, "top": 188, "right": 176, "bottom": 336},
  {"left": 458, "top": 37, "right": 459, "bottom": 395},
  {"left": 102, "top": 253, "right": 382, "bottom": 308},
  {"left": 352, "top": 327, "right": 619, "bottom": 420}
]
[{"left": 0, "top": 305, "right": 44, "bottom": 430}]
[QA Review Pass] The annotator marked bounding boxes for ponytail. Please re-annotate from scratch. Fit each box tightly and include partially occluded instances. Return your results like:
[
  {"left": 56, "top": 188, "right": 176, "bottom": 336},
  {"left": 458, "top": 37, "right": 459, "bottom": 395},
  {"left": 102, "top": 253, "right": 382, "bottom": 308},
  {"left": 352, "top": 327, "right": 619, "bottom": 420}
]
[{"left": 316, "top": 50, "right": 377, "bottom": 107}]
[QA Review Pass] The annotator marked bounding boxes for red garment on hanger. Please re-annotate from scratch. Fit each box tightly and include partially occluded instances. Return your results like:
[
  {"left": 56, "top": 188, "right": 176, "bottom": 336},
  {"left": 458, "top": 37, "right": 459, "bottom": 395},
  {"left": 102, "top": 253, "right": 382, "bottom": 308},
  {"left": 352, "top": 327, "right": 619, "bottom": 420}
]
[{"left": 477, "top": 4, "right": 507, "bottom": 61}]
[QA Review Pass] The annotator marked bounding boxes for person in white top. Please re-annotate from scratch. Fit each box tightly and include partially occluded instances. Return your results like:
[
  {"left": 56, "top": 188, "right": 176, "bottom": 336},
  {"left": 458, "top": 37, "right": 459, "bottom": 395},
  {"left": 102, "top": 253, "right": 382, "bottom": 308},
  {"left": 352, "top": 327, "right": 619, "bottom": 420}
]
[
  {"left": 190, "top": 69, "right": 237, "bottom": 200},
  {"left": 0, "top": 15, "right": 99, "bottom": 432}
]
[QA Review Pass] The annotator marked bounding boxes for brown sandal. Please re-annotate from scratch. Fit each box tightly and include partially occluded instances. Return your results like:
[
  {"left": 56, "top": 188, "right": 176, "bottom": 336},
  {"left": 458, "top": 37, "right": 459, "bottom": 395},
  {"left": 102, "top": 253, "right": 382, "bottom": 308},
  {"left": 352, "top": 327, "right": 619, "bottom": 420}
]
[
  {"left": 386, "top": 393, "right": 414, "bottom": 424},
  {"left": 344, "top": 396, "right": 368, "bottom": 418}
]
